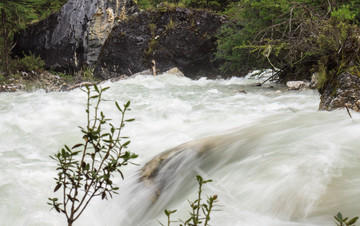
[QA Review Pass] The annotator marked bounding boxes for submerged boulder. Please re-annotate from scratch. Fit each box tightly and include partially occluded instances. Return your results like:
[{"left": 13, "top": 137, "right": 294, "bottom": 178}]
[
  {"left": 13, "top": 0, "right": 138, "bottom": 72},
  {"left": 94, "top": 7, "right": 225, "bottom": 79},
  {"left": 319, "top": 72, "right": 360, "bottom": 112}
]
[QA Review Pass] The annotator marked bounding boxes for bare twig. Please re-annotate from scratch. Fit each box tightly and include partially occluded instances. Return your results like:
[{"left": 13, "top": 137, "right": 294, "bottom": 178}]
[{"left": 345, "top": 106, "right": 353, "bottom": 118}]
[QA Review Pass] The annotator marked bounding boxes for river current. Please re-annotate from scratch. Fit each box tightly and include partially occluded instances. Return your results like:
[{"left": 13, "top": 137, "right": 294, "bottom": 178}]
[{"left": 1, "top": 72, "right": 360, "bottom": 226}]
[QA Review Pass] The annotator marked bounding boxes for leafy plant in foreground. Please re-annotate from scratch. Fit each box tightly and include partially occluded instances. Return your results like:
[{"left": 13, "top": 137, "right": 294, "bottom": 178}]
[
  {"left": 48, "top": 84, "right": 137, "bottom": 226},
  {"left": 160, "top": 175, "right": 218, "bottom": 226},
  {"left": 334, "top": 212, "right": 359, "bottom": 226}
]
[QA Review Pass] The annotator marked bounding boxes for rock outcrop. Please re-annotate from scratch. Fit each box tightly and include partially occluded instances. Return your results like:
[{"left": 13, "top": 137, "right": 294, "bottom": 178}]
[
  {"left": 94, "top": 7, "right": 225, "bottom": 79},
  {"left": 13, "top": 0, "right": 138, "bottom": 72},
  {"left": 319, "top": 72, "right": 360, "bottom": 112},
  {"left": 286, "top": 81, "right": 309, "bottom": 90}
]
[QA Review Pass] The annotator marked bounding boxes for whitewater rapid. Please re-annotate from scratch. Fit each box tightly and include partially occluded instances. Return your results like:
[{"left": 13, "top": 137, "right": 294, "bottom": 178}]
[{"left": 0, "top": 73, "right": 359, "bottom": 226}]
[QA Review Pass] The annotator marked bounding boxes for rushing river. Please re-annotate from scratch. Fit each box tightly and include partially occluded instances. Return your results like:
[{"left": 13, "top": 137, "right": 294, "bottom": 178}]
[{"left": 1, "top": 72, "right": 360, "bottom": 226}]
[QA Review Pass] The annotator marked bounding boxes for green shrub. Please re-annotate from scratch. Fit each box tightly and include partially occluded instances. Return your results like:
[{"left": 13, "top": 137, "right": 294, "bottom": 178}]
[
  {"left": 77, "top": 66, "right": 96, "bottom": 82},
  {"left": 331, "top": 5, "right": 356, "bottom": 22},
  {"left": 160, "top": 175, "right": 218, "bottom": 226},
  {"left": 48, "top": 85, "right": 137, "bottom": 226},
  {"left": 13, "top": 52, "right": 45, "bottom": 72},
  {"left": 334, "top": 212, "right": 359, "bottom": 226},
  {"left": 216, "top": 0, "right": 360, "bottom": 83}
]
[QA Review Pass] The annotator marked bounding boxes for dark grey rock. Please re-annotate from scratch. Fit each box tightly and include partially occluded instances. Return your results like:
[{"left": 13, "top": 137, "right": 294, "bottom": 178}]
[
  {"left": 319, "top": 72, "right": 360, "bottom": 112},
  {"left": 94, "top": 8, "right": 225, "bottom": 79},
  {"left": 13, "top": 0, "right": 138, "bottom": 72}
]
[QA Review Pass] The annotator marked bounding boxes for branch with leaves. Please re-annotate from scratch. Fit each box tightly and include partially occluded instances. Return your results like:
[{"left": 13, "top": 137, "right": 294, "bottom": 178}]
[
  {"left": 48, "top": 84, "right": 137, "bottom": 226},
  {"left": 160, "top": 175, "right": 218, "bottom": 226},
  {"left": 334, "top": 212, "right": 359, "bottom": 226}
]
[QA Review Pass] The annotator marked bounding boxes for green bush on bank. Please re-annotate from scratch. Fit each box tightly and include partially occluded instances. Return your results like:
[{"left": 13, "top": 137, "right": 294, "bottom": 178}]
[
  {"left": 215, "top": 0, "right": 360, "bottom": 85},
  {"left": 13, "top": 53, "right": 45, "bottom": 72},
  {"left": 136, "top": 0, "right": 231, "bottom": 11},
  {"left": 0, "top": 0, "right": 67, "bottom": 77}
]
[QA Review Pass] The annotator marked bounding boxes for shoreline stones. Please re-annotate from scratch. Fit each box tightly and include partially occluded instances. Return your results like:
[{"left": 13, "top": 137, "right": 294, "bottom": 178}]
[
  {"left": 319, "top": 72, "right": 360, "bottom": 112},
  {"left": 286, "top": 81, "right": 310, "bottom": 90}
]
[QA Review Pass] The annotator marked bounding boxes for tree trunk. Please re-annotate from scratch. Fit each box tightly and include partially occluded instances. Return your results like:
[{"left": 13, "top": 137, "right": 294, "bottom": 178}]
[
  {"left": 67, "top": 217, "right": 73, "bottom": 226},
  {"left": 1, "top": 8, "right": 10, "bottom": 77}
]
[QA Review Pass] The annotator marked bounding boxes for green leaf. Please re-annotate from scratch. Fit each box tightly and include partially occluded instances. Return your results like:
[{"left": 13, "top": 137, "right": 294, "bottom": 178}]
[
  {"left": 64, "top": 145, "right": 71, "bottom": 152},
  {"left": 118, "top": 170, "right": 124, "bottom": 179},
  {"left": 71, "top": 151, "right": 81, "bottom": 156},
  {"left": 349, "top": 217, "right": 359, "bottom": 225},
  {"left": 130, "top": 153, "right": 138, "bottom": 159},
  {"left": 94, "top": 84, "right": 99, "bottom": 93},
  {"left": 336, "top": 212, "right": 343, "bottom": 222},
  {"left": 125, "top": 118, "right": 135, "bottom": 122},
  {"left": 101, "top": 87, "right": 110, "bottom": 92},
  {"left": 72, "top": 143, "right": 84, "bottom": 149},
  {"left": 196, "top": 175, "right": 203, "bottom": 184},
  {"left": 54, "top": 204, "right": 61, "bottom": 213},
  {"left": 54, "top": 183, "right": 62, "bottom": 192},
  {"left": 115, "top": 101, "right": 123, "bottom": 112},
  {"left": 124, "top": 101, "right": 131, "bottom": 109},
  {"left": 123, "top": 141, "right": 131, "bottom": 147},
  {"left": 170, "top": 209, "right": 177, "bottom": 214},
  {"left": 100, "top": 134, "right": 110, "bottom": 139}
]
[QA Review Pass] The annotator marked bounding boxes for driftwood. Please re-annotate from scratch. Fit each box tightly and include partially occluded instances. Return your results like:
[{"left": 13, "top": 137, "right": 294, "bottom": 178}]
[{"left": 65, "top": 82, "right": 94, "bottom": 91}]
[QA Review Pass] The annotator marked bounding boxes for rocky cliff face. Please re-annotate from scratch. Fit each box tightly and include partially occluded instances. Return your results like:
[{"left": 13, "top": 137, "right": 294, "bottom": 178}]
[
  {"left": 94, "top": 7, "right": 225, "bottom": 79},
  {"left": 319, "top": 72, "right": 360, "bottom": 112},
  {"left": 13, "top": 0, "right": 137, "bottom": 72}
]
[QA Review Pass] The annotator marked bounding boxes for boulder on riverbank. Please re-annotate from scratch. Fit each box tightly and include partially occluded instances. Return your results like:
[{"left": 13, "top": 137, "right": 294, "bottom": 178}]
[
  {"left": 94, "top": 7, "right": 225, "bottom": 80},
  {"left": 286, "top": 81, "right": 309, "bottom": 90},
  {"left": 12, "top": 0, "right": 138, "bottom": 72},
  {"left": 319, "top": 72, "right": 360, "bottom": 112}
]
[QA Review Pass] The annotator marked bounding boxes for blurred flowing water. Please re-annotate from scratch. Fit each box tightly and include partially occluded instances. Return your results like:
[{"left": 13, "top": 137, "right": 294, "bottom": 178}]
[{"left": 1, "top": 72, "right": 360, "bottom": 226}]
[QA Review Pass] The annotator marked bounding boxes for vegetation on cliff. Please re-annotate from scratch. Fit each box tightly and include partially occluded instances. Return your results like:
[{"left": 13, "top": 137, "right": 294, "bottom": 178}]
[{"left": 0, "top": 0, "right": 66, "bottom": 77}]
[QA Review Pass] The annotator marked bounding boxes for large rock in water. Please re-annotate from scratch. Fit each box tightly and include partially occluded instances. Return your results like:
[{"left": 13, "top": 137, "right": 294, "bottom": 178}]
[
  {"left": 13, "top": 0, "right": 138, "bottom": 72},
  {"left": 94, "top": 7, "right": 225, "bottom": 79},
  {"left": 319, "top": 72, "right": 360, "bottom": 112}
]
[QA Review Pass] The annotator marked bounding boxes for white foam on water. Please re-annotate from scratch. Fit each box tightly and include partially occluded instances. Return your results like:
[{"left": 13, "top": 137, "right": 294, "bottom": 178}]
[{"left": 1, "top": 73, "right": 359, "bottom": 225}]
